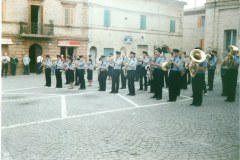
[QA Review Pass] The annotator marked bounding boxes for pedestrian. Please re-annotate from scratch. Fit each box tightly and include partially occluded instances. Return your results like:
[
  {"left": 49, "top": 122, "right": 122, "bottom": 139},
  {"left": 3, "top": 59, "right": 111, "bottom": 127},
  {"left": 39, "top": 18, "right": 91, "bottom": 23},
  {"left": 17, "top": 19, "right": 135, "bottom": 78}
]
[
  {"left": 126, "top": 51, "right": 137, "bottom": 96},
  {"left": 36, "top": 54, "right": 43, "bottom": 74},
  {"left": 1, "top": 52, "right": 10, "bottom": 77},
  {"left": 110, "top": 51, "right": 123, "bottom": 94},
  {"left": 207, "top": 50, "right": 218, "bottom": 91},
  {"left": 23, "top": 54, "right": 30, "bottom": 75},
  {"left": 44, "top": 55, "right": 52, "bottom": 87},
  {"left": 87, "top": 59, "right": 94, "bottom": 86},
  {"left": 55, "top": 55, "right": 63, "bottom": 88},
  {"left": 168, "top": 49, "right": 183, "bottom": 102},
  {"left": 10, "top": 53, "right": 18, "bottom": 76},
  {"left": 98, "top": 55, "right": 109, "bottom": 91},
  {"left": 139, "top": 51, "right": 149, "bottom": 91}
]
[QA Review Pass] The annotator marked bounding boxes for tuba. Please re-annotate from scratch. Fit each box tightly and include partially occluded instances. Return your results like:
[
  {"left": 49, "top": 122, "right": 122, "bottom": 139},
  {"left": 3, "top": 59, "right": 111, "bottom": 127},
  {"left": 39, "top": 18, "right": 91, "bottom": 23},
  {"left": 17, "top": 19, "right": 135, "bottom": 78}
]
[
  {"left": 224, "top": 45, "right": 238, "bottom": 69},
  {"left": 188, "top": 49, "right": 206, "bottom": 77}
]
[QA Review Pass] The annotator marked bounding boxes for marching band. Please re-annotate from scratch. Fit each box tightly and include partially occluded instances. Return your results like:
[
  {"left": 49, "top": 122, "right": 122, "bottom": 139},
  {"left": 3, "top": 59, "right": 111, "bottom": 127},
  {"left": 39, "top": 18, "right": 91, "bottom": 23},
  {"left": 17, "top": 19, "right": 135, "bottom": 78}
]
[{"left": 40, "top": 45, "right": 239, "bottom": 105}]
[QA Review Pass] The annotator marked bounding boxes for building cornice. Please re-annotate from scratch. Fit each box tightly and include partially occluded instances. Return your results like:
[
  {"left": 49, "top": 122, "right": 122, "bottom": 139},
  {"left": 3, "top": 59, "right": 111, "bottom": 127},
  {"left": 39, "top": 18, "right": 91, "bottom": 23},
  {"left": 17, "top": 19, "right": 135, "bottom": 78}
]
[{"left": 205, "top": 1, "right": 240, "bottom": 9}]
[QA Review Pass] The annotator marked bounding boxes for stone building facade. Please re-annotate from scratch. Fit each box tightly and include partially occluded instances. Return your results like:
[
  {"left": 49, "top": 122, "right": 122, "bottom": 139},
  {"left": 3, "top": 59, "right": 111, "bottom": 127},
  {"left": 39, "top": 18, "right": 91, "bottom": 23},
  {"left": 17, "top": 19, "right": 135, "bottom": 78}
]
[
  {"left": 183, "top": 0, "right": 239, "bottom": 58},
  {"left": 87, "top": 0, "right": 186, "bottom": 65},
  {"left": 2, "top": 0, "right": 88, "bottom": 74}
]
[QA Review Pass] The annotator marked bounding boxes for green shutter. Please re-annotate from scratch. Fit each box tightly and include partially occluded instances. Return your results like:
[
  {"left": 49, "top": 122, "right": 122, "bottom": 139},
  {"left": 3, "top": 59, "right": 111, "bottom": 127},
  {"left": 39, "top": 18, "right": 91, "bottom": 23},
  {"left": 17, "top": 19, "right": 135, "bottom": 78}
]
[
  {"left": 104, "top": 10, "right": 111, "bottom": 27},
  {"left": 170, "top": 20, "right": 175, "bottom": 32},
  {"left": 140, "top": 15, "right": 146, "bottom": 30}
]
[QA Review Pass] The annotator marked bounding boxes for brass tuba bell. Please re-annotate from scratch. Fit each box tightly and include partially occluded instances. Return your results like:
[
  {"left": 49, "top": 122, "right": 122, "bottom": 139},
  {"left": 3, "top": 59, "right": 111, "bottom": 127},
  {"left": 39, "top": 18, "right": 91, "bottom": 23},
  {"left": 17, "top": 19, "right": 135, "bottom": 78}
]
[{"left": 188, "top": 49, "right": 206, "bottom": 77}]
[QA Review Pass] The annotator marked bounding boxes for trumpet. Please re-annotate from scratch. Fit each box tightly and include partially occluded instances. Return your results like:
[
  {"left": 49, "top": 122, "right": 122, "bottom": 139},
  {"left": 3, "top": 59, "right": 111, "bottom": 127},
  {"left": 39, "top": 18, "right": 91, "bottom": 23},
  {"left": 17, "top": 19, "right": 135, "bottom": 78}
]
[{"left": 122, "top": 63, "right": 128, "bottom": 77}]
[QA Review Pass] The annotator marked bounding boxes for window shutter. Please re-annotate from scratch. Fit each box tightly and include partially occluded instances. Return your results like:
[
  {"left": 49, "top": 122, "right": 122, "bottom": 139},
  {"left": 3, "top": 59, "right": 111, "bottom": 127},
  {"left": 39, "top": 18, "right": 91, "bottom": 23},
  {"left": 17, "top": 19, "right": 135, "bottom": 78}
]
[
  {"left": 104, "top": 10, "right": 111, "bottom": 27},
  {"left": 170, "top": 20, "right": 175, "bottom": 32},
  {"left": 65, "top": 8, "right": 69, "bottom": 25},
  {"left": 140, "top": 15, "right": 146, "bottom": 30}
]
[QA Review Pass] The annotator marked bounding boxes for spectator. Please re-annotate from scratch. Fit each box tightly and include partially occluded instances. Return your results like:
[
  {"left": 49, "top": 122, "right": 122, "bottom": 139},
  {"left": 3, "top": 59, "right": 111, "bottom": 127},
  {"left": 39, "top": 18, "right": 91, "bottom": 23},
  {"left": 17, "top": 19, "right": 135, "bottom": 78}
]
[
  {"left": 10, "top": 53, "right": 18, "bottom": 76},
  {"left": 23, "top": 54, "right": 31, "bottom": 75},
  {"left": 1, "top": 52, "right": 10, "bottom": 77}
]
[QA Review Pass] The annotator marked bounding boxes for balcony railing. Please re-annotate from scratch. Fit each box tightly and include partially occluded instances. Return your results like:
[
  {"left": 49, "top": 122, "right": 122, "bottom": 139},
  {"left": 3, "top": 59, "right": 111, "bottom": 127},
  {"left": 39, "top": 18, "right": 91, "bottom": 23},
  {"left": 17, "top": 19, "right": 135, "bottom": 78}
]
[{"left": 20, "top": 20, "right": 54, "bottom": 36}]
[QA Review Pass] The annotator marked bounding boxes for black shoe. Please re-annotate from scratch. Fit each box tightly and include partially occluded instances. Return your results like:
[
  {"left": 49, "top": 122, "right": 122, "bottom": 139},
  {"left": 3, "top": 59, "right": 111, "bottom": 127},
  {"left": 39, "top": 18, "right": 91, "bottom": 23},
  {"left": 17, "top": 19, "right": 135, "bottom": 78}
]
[
  {"left": 138, "top": 88, "right": 143, "bottom": 91},
  {"left": 109, "top": 91, "right": 115, "bottom": 93},
  {"left": 151, "top": 95, "right": 157, "bottom": 98},
  {"left": 190, "top": 103, "right": 196, "bottom": 106},
  {"left": 221, "top": 93, "right": 227, "bottom": 96},
  {"left": 129, "top": 94, "right": 135, "bottom": 96},
  {"left": 98, "top": 89, "right": 101, "bottom": 91},
  {"left": 127, "top": 93, "right": 131, "bottom": 95}
]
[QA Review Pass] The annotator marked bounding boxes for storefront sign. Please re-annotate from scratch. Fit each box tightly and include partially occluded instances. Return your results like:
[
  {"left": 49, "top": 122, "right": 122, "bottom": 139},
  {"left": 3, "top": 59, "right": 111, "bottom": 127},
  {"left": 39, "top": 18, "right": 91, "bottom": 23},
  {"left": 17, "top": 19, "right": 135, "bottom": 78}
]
[
  {"left": 58, "top": 41, "right": 81, "bottom": 47},
  {"left": 1, "top": 38, "right": 13, "bottom": 45}
]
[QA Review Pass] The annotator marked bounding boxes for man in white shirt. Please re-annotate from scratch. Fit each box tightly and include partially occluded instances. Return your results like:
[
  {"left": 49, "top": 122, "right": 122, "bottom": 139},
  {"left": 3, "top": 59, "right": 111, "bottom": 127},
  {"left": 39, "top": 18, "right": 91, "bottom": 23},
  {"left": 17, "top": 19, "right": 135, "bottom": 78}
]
[
  {"left": 1, "top": 52, "right": 10, "bottom": 77},
  {"left": 36, "top": 54, "right": 43, "bottom": 74}
]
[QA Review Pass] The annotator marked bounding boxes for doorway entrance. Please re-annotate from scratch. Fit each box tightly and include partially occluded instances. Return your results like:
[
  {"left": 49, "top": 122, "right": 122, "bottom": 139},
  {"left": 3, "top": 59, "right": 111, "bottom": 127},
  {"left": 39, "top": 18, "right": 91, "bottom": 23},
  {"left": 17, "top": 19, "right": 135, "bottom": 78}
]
[{"left": 29, "top": 44, "right": 42, "bottom": 73}]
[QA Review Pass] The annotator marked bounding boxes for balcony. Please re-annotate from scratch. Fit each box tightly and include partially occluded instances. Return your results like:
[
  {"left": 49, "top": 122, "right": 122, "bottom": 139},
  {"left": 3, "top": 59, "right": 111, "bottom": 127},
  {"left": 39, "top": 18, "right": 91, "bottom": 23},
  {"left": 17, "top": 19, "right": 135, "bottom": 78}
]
[{"left": 20, "top": 20, "right": 54, "bottom": 38}]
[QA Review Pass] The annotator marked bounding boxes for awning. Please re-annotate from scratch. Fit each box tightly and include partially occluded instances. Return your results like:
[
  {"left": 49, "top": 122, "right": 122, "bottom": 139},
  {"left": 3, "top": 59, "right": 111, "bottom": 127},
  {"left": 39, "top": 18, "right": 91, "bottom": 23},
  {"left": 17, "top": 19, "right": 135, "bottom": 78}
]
[
  {"left": 1, "top": 38, "right": 13, "bottom": 45},
  {"left": 58, "top": 41, "right": 81, "bottom": 47}
]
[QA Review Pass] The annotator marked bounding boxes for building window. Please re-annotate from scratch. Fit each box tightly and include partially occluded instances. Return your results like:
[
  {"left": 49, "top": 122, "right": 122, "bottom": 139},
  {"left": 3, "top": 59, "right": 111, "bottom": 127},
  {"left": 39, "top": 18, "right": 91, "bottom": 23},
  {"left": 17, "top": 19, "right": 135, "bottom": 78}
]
[
  {"left": 198, "top": 16, "right": 205, "bottom": 28},
  {"left": 104, "top": 9, "right": 111, "bottom": 27},
  {"left": 224, "top": 30, "right": 237, "bottom": 50},
  {"left": 64, "top": 7, "right": 74, "bottom": 26},
  {"left": 199, "top": 39, "right": 204, "bottom": 49},
  {"left": 140, "top": 15, "right": 146, "bottom": 30},
  {"left": 170, "top": 20, "right": 175, "bottom": 32}
]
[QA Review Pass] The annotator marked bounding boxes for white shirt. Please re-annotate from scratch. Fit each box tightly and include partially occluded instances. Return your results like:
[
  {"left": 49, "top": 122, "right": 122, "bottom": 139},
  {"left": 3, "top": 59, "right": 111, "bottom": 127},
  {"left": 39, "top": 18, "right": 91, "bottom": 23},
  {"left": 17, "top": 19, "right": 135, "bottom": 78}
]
[{"left": 37, "top": 56, "right": 43, "bottom": 63}]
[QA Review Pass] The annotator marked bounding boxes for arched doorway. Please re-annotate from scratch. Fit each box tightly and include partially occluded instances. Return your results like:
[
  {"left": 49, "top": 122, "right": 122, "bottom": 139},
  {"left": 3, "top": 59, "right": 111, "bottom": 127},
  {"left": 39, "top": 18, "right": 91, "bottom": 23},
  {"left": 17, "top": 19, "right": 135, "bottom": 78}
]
[
  {"left": 90, "top": 46, "right": 97, "bottom": 66},
  {"left": 29, "top": 44, "right": 42, "bottom": 73},
  {"left": 120, "top": 47, "right": 126, "bottom": 56}
]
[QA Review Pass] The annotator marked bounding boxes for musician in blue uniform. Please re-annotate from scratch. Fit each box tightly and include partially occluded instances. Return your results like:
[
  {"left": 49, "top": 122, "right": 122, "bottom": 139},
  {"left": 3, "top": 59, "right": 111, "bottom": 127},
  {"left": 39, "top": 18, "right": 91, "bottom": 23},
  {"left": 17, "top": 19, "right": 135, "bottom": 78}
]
[
  {"left": 207, "top": 50, "right": 218, "bottom": 91},
  {"left": 44, "top": 55, "right": 52, "bottom": 87},
  {"left": 67, "top": 58, "right": 75, "bottom": 89},
  {"left": 77, "top": 55, "right": 86, "bottom": 90},
  {"left": 120, "top": 56, "right": 128, "bottom": 89},
  {"left": 55, "top": 55, "right": 63, "bottom": 88},
  {"left": 98, "top": 55, "right": 109, "bottom": 91},
  {"left": 224, "top": 48, "right": 240, "bottom": 102},
  {"left": 151, "top": 48, "right": 165, "bottom": 100},
  {"left": 110, "top": 51, "right": 123, "bottom": 94},
  {"left": 168, "top": 49, "right": 183, "bottom": 102},
  {"left": 139, "top": 51, "right": 150, "bottom": 91},
  {"left": 127, "top": 51, "right": 137, "bottom": 96}
]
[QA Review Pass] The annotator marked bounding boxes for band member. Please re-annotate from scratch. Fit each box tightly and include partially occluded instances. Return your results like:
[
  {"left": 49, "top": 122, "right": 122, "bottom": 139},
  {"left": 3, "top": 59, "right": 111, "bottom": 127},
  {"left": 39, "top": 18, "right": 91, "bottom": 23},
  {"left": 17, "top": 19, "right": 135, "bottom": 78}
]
[
  {"left": 77, "top": 55, "right": 86, "bottom": 90},
  {"left": 64, "top": 56, "right": 70, "bottom": 85},
  {"left": 44, "top": 55, "right": 52, "bottom": 87},
  {"left": 139, "top": 51, "right": 149, "bottom": 91},
  {"left": 23, "top": 54, "right": 30, "bottom": 75},
  {"left": 149, "top": 55, "right": 155, "bottom": 93},
  {"left": 162, "top": 53, "right": 169, "bottom": 88},
  {"left": 168, "top": 49, "right": 183, "bottom": 102},
  {"left": 190, "top": 48, "right": 207, "bottom": 106},
  {"left": 135, "top": 57, "right": 142, "bottom": 81},
  {"left": 87, "top": 59, "right": 94, "bottom": 86},
  {"left": 75, "top": 58, "right": 80, "bottom": 86},
  {"left": 127, "top": 51, "right": 137, "bottom": 96},
  {"left": 110, "top": 51, "right": 123, "bottom": 94},
  {"left": 224, "top": 46, "right": 239, "bottom": 102},
  {"left": 120, "top": 55, "right": 128, "bottom": 89},
  {"left": 67, "top": 58, "right": 75, "bottom": 89},
  {"left": 207, "top": 50, "right": 218, "bottom": 91},
  {"left": 1, "top": 53, "right": 10, "bottom": 77},
  {"left": 107, "top": 54, "right": 114, "bottom": 83},
  {"left": 180, "top": 51, "right": 190, "bottom": 90},
  {"left": 10, "top": 53, "right": 18, "bottom": 76},
  {"left": 55, "top": 55, "right": 64, "bottom": 88},
  {"left": 150, "top": 48, "right": 164, "bottom": 100},
  {"left": 98, "top": 55, "right": 109, "bottom": 91},
  {"left": 220, "top": 56, "right": 227, "bottom": 96},
  {"left": 36, "top": 54, "right": 43, "bottom": 74}
]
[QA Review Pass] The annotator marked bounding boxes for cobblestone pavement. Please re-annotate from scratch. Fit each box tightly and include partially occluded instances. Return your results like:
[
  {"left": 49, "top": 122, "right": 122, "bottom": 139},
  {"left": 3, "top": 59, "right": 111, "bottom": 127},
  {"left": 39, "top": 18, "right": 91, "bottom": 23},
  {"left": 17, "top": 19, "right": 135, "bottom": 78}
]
[{"left": 1, "top": 72, "right": 239, "bottom": 160}]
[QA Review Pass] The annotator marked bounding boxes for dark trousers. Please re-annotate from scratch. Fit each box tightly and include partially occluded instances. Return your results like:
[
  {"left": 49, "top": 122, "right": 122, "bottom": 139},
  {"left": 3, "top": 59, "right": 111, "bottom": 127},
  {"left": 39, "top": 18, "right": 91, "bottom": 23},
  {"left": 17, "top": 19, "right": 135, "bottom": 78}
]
[
  {"left": 181, "top": 71, "right": 188, "bottom": 89},
  {"left": 153, "top": 69, "right": 164, "bottom": 98},
  {"left": 221, "top": 75, "right": 227, "bottom": 95},
  {"left": 24, "top": 65, "right": 29, "bottom": 75},
  {"left": 111, "top": 69, "right": 121, "bottom": 93},
  {"left": 2, "top": 63, "right": 8, "bottom": 77},
  {"left": 192, "top": 73, "right": 205, "bottom": 105},
  {"left": 75, "top": 69, "right": 79, "bottom": 85},
  {"left": 65, "top": 70, "right": 70, "bottom": 84},
  {"left": 203, "top": 74, "right": 207, "bottom": 93},
  {"left": 55, "top": 69, "right": 62, "bottom": 88},
  {"left": 139, "top": 67, "right": 147, "bottom": 90},
  {"left": 225, "top": 69, "right": 238, "bottom": 101},
  {"left": 78, "top": 69, "right": 86, "bottom": 89},
  {"left": 45, "top": 68, "right": 51, "bottom": 87},
  {"left": 168, "top": 70, "right": 181, "bottom": 101},
  {"left": 187, "top": 69, "right": 191, "bottom": 84},
  {"left": 121, "top": 68, "right": 127, "bottom": 88},
  {"left": 99, "top": 71, "right": 107, "bottom": 91},
  {"left": 208, "top": 69, "right": 215, "bottom": 90},
  {"left": 37, "top": 62, "right": 42, "bottom": 74},
  {"left": 11, "top": 63, "right": 17, "bottom": 75},
  {"left": 127, "top": 70, "right": 136, "bottom": 95},
  {"left": 135, "top": 65, "right": 142, "bottom": 81},
  {"left": 163, "top": 70, "right": 169, "bottom": 87}
]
